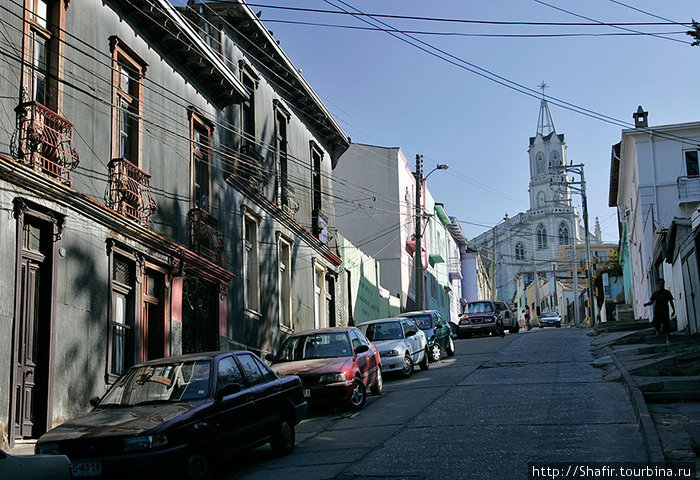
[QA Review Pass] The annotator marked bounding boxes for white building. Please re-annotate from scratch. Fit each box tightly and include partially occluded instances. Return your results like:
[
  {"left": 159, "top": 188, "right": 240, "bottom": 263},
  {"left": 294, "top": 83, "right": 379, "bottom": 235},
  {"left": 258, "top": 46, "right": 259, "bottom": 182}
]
[
  {"left": 609, "top": 107, "right": 700, "bottom": 334},
  {"left": 471, "top": 99, "right": 584, "bottom": 306}
]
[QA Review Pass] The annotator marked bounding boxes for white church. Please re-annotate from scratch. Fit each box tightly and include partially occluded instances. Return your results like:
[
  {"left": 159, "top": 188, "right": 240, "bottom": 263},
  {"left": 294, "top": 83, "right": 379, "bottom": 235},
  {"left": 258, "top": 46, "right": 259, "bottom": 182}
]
[{"left": 470, "top": 97, "right": 589, "bottom": 307}]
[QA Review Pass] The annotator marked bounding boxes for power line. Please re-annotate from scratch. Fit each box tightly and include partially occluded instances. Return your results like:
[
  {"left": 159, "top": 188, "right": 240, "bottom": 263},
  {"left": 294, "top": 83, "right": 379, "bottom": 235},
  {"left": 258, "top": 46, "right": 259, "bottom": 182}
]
[
  {"left": 245, "top": 3, "right": 688, "bottom": 27},
  {"left": 258, "top": 18, "right": 687, "bottom": 38}
]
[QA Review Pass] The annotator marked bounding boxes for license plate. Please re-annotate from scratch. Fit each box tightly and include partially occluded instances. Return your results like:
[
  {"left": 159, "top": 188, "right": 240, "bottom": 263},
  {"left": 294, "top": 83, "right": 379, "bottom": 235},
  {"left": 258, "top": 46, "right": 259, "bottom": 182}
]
[
  {"left": 303, "top": 388, "right": 311, "bottom": 398},
  {"left": 70, "top": 462, "right": 102, "bottom": 477}
]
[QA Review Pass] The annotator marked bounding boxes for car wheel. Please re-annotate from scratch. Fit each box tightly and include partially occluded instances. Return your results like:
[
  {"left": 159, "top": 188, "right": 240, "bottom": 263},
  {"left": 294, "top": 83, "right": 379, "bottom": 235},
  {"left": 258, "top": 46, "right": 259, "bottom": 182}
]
[
  {"left": 400, "top": 353, "right": 414, "bottom": 378},
  {"left": 185, "top": 450, "right": 213, "bottom": 480},
  {"left": 370, "top": 367, "right": 383, "bottom": 395},
  {"left": 348, "top": 378, "right": 367, "bottom": 410},
  {"left": 429, "top": 342, "right": 441, "bottom": 362},
  {"left": 270, "top": 418, "right": 295, "bottom": 456},
  {"left": 511, "top": 324, "right": 520, "bottom": 333},
  {"left": 539, "top": 325, "right": 544, "bottom": 328},
  {"left": 556, "top": 325, "right": 561, "bottom": 328},
  {"left": 420, "top": 349, "right": 430, "bottom": 370},
  {"left": 446, "top": 337, "right": 455, "bottom": 357}
]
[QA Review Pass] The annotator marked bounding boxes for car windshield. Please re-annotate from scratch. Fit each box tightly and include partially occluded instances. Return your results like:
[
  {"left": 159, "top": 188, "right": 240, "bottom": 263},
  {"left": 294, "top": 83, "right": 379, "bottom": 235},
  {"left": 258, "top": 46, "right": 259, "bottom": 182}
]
[
  {"left": 402, "top": 315, "right": 432, "bottom": 330},
  {"left": 275, "top": 332, "right": 352, "bottom": 362},
  {"left": 99, "top": 360, "right": 212, "bottom": 407},
  {"left": 359, "top": 321, "right": 404, "bottom": 341},
  {"left": 542, "top": 312, "right": 558, "bottom": 318},
  {"left": 466, "top": 302, "right": 493, "bottom": 313}
]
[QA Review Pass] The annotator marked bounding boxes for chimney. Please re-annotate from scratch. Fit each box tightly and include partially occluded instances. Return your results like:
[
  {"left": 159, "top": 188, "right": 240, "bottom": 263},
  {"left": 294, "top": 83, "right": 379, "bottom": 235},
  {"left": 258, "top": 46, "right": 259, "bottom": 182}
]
[{"left": 633, "top": 106, "right": 648, "bottom": 128}]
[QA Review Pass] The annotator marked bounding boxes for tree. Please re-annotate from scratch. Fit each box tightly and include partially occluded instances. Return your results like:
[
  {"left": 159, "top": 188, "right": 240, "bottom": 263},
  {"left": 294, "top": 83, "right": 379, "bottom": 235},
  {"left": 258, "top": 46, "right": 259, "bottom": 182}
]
[
  {"left": 688, "top": 19, "right": 700, "bottom": 46},
  {"left": 604, "top": 249, "right": 622, "bottom": 277}
]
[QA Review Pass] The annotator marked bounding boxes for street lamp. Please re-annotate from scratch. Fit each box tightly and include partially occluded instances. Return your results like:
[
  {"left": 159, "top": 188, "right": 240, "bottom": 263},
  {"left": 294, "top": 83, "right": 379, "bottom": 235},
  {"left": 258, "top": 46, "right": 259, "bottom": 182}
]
[{"left": 413, "top": 157, "right": 448, "bottom": 311}]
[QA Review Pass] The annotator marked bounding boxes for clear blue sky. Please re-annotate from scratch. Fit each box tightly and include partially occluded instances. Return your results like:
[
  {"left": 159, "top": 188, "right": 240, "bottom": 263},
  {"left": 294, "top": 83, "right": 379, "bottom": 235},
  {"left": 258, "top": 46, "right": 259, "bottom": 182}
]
[{"left": 243, "top": 1, "right": 699, "bottom": 242}]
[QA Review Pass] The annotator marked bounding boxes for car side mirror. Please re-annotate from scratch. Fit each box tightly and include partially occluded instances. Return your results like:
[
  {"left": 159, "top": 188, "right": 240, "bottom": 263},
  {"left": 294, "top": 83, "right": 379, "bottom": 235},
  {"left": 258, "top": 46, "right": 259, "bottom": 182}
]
[
  {"left": 264, "top": 353, "right": 275, "bottom": 362},
  {"left": 354, "top": 344, "right": 369, "bottom": 355},
  {"left": 89, "top": 396, "right": 101, "bottom": 408},
  {"left": 216, "top": 383, "right": 242, "bottom": 400},
  {"left": 405, "top": 330, "right": 416, "bottom": 338}
]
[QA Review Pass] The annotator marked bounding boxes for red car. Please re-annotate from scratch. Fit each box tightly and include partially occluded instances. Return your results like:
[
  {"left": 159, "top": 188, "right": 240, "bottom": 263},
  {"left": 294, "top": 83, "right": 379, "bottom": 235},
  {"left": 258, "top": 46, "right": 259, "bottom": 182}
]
[{"left": 268, "top": 327, "right": 382, "bottom": 410}]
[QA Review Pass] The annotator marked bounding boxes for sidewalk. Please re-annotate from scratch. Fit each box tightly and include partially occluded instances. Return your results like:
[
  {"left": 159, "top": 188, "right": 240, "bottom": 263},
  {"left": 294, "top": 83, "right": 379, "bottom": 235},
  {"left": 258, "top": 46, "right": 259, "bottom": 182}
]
[{"left": 589, "top": 321, "right": 699, "bottom": 473}]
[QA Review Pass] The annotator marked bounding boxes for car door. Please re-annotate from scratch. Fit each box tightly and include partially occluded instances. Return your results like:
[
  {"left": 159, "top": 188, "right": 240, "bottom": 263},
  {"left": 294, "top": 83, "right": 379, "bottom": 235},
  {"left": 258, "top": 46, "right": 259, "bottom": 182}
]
[
  {"left": 236, "top": 353, "right": 282, "bottom": 439},
  {"left": 350, "top": 330, "right": 374, "bottom": 386},
  {"left": 401, "top": 320, "right": 422, "bottom": 363},
  {"left": 213, "top": 355, "right": 257, "bottom": 453},
  {"left": 434, "top": 313, "right": 448, "bottom": 349}
]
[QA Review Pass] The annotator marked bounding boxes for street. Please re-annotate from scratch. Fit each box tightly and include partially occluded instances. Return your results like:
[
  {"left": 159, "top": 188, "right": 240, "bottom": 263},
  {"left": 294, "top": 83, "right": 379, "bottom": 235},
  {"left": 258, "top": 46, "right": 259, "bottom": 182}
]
[{"left": 226, "top": 328, "right": 645, "bottom": 480}]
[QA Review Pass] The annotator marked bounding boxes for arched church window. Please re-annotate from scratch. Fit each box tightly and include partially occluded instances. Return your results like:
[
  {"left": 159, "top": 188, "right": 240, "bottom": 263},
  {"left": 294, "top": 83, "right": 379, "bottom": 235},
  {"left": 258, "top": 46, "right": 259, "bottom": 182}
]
[
  {"left": 537, "top": 191, "right": 546, "bottom": 207},
  {"left": 559, "top": 222, "right": 570, "bottom": 245},
  {"left": 551, "top": 151, "right": 559, "bottom": 167},
  {"left": 515, "top": 242, "right": 525, "bottom": 261},
  {"left": 536, "top": 224, "right": 547, "bottom": 250},
  {"left": 536, "top": 152, "right": 545, "bottom": 174}
]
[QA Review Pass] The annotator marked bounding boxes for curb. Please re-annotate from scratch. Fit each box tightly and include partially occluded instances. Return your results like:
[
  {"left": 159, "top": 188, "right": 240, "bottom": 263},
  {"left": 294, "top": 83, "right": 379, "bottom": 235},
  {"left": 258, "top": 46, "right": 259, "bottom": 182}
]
[{"left": 608, "top": 347, "right": 666, "bottom": 464}]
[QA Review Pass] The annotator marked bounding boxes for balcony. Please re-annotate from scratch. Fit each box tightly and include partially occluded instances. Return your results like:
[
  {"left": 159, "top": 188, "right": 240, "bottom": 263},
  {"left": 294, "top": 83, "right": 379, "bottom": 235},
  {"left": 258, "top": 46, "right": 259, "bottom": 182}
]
[
  {"left": 13, "top": 101, "right": 79, "bottom": 185},
  {"left": 188, "top": 207, "right": 224, "bottom": 264},
  {"left": 108, "top": 158, "right": 156, "bottom": 227},
  {"left": 678, "top": 176, "right": 700, "bottom": 205}
]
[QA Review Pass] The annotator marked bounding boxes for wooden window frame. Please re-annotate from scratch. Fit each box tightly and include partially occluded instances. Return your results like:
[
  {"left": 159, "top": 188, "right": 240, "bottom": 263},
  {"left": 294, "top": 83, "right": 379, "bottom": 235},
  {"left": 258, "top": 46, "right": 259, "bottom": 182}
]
[
  {"left": 106, "top": 243, "right": 139, "bottom": 384},
  {"left": 239, "top": 61, "right": 258, "bottom": 147},
  {"left": 188, "top": 109, "right": 213, "bottom": 211},
  {"left": 141, "top": 264, "right": 169, "bottom": 362},
  {"left": 310, "top": 141, "right": 323, "bottom": 214},
  {"left": 274, "top": 100, "right": 291, "bottom": 208},
  {"left": 109, "top": 36, "right": 147, "bottom": 166},
  {"left": 313, "top": 259, "right": 327, "bottom": 329},
  {"left": 243, "top": 208, "right": 260, "bottom": 314},
  {"left": 276, "top": 232, "right": 293, "bottom": 331},
  {"left": 22, "top": 0, "right": 66, "bottom": 110}
]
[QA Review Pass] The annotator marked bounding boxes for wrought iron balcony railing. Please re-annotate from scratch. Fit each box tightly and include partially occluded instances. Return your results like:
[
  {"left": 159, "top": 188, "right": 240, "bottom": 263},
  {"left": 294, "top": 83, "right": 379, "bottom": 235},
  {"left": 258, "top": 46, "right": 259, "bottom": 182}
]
[
  {"left": 188, "top": 207, "right": 224, "bottom": 264},
  {"left": 108, "top": 158, "right": 156, "bottom": 227},
  {"left": 13, "top": 101, "right": 79, "bottom": 185},
  {"left": 677, "top": 176, "right": 700, "bottom": 204}
]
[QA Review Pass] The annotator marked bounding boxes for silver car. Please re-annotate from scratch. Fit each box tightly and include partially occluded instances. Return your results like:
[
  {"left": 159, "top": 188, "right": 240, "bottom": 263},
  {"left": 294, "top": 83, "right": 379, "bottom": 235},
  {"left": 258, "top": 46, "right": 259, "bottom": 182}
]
[{"left": 357, "top": 318, "right": 428, "bottom": 377}]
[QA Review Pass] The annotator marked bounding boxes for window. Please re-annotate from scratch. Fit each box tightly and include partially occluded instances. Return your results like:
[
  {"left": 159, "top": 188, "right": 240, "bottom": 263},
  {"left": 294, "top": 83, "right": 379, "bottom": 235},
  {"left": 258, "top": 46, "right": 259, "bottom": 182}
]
[
  {"left": 216, "top": 356, "right": 243, "bottom": 392},
  {"left": 190, "top": 112, "right": 212, "bottom": 211},
  {"left": 685, "top": 150, "right": 699, "bottom": 177},
  {"left": 237, "top": 354, "right": 275, "bottom": 386},
  {"left": 558, "top": 222, "right": 570, "bottom": 246},
  {"left": 537, "top": 191, "right": 546, "bottom": 207},
  {"left": 311, "top": 142, "right": 323, "bottom": 214},
  {"left": 142, "top": 268, "right": 166, "bottom": 362},
  {"left": 536, "top": 152, "right": 545, "bottom": 175},
  {"left": 278, "top": 235, "right": 292, "bottom": 330},
  {"left": 515, "top": 242, "right": 525, "bottom": 261},
  {"left": 243, "top": 212, "right": 260, "bottom": 313},
  {"left": 24, "top": 0, "right": 63, "bottom": 109},
  {"left": 314, "top": 263, "right": 325, "bottom": 329},
  {"left": 551, "top": 151, "right": 559, "bottom": 167},
  {"left": 325, "top": 273, "right": 336, "bottom": 327},
  {"left": 110, "top": 37, "right": 146, "bottom": 165},
  {"left": 240, "top": 64, "right": 258, "bottom": 148},
  {"left": 274, "top": 101, "right": 291, "bottom": 209},
  {"left": 536, "top": 224, "right": 548, "bottom": 250},
  {"left": 108, "top": 252, "right": 136, "bottom": 381}
]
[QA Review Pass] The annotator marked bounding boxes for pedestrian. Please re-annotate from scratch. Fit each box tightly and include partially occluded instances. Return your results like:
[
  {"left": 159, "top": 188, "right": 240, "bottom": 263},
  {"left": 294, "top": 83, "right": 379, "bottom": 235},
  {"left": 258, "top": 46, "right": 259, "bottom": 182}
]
[
  {"left": 523, "top": 305, "right": 532, "bottom": 331},
  {"left": 643, "top": 278, "right": 675, "bottom": 345}
]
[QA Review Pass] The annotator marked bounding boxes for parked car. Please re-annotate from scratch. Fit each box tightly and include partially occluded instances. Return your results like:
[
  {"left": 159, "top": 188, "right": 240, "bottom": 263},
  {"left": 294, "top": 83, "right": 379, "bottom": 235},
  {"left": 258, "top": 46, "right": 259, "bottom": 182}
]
[
  {"left": 0, "top": 448, "right": 71, "bottom": 480},
  {"left": 539, "top": 311, "right": 562, "bottom": 328},
  {"left": 457, "top": 300, "right": 505, "bottom": 338},
  {"left": 357, "top": 317, "right": 429, "bottom": 376},
  {"left": 399, "top": 310, "right": 455, "bottom": 362},
  {"left": 35, "top": 351, "right": 306, "bottom": 480},
  {"left": 268, "top": 327, "right": 382, "bottom": 411},
  {"left": 495, "top": 301, "right": 520, "bottom": 333}
]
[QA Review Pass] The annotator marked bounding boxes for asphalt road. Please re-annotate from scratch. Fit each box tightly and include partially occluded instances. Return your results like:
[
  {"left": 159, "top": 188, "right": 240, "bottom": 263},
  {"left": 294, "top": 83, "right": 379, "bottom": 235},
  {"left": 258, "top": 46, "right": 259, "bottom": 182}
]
[{"left": 225, "top": 327, "right": 645, "bottom": 480}]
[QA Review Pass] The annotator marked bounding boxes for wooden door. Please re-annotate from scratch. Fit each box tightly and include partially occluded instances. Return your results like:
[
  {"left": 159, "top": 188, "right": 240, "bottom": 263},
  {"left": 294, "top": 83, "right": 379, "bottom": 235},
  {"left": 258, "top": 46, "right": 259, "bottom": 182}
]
[{"left": 14, "top": 218, "right": 50, "bottom": 439}]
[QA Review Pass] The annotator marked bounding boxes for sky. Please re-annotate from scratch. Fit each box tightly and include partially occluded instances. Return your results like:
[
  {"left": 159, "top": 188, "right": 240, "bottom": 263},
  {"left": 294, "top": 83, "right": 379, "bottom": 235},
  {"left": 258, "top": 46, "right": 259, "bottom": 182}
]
[{"left": 243, "top": 0, "right": 700, "bottom": 242}]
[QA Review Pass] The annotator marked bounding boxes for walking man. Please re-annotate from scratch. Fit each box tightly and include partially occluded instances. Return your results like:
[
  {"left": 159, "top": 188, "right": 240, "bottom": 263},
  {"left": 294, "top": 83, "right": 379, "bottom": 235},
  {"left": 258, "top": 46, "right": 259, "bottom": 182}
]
[
  {"left": 644, "top": 278, "right": 676, "bottom": 345},
  {"left": 523, "top": 305, "right": 532, "bottom": 331}
]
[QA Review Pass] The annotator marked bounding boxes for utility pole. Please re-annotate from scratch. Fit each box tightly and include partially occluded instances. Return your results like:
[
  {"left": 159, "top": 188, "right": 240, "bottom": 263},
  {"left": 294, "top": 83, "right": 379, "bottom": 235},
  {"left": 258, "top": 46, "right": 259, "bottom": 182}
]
[
  {"left": 550, "top": 162, "right": 594, "bottom": 327},
  {"left": 530, "top": 223, "right": 540, "bottom": 317},
  {"left": 490, "top": 229, "right": 497, "bottom": 300},
  {"left": 580, "top": 168, "right": 595, "bottom": 327},
  {"left": 414, "top": 154, "right": 424, "bottom": 311},
  {"left": 552, "top": 262, "right": 558, "bottom": 310},
  {"left": 571, "top": 207, "right": 580, "bottom": 326}
]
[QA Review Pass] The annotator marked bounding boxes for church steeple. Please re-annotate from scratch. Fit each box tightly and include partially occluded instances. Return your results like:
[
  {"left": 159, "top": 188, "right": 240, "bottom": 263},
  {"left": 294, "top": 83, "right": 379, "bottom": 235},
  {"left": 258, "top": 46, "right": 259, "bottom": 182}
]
[{"left": 536, "top": 81, "right": 555, "bottom": 136}]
